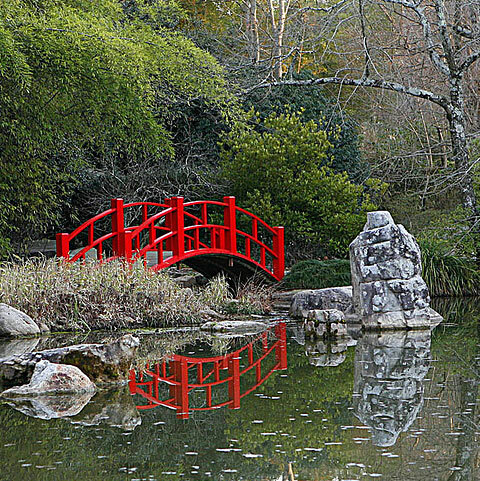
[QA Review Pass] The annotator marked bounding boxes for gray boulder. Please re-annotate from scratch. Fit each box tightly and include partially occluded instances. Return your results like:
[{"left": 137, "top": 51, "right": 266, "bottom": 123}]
[
  {"left": 350, "top": 211, "right": 442, "bottom": 329},
  {"left": 0, "top": 334, "right": 139, "bottom": 388},
  {"left": 1, "top": 360, "right": 95, "bottom": 396},
  {"left": 201, "top": 320, "right": 268, "bottom": 334},
  {"left": 0, "top": 304, "right": 40, "bottom": 338},
  {"left": 304, "top": 309, "right": 348, "bottom": 339},
  {"left": 290, "top": 286, "right": 354, "bottom": 319}
]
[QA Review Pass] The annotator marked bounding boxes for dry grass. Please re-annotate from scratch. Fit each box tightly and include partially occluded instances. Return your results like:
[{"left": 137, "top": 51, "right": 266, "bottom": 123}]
[{"left": 0, "top": 258, "right": 236, "bottom": 332}]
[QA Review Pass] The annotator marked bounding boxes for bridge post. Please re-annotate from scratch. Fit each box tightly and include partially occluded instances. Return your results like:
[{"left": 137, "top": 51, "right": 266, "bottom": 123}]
[
  {"left": 273, "top": 226, "right": 285, "bottom": 280},
  {"left": 171, "top": 197, "right": 185, "bottom": 258},
  {"left": 174, "top": 358, "right": 189, "bottom": 419},
  {"left": 122, "top": 231, "right": 133, "bottom": 262},
  {"left": 164, "top": 198, "right": 173, "bottom": 251},
  {"left": 56, "top": 233, "right": 70, "bottom": 259},
  {"left": 228, "top": 356, "right": 241, "bottom": 409},
  {"left": 223, "top": 196, "right": 237, "bottom": 253},
  {"left": 275, "top": 323, "right": 288, "bottom": 370},
  {"left": 111, "top": 198, "right": 125, "bottom": 257}
]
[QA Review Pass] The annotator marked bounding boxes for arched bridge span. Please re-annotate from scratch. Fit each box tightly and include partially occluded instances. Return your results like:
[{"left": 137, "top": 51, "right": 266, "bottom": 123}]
[{"left": 56, "top": 197, "right": 285, "bottom": 281}]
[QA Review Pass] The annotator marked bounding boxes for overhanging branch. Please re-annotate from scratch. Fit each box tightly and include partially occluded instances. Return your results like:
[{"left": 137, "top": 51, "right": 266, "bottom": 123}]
[{"left": 254, "top": 76, "right": 450, "bottom": 109}]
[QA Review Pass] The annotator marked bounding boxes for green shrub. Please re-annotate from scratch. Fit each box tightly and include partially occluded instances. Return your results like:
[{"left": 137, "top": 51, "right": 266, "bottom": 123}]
[
  {"left": 220, "top": 111, "right": 378, "bottom": 259},
  {"left": 420, "top": 239, "right": 480, "bottom": 297},
  {"left": 281, "top": 259, "right": 351, "bottom": 289}
]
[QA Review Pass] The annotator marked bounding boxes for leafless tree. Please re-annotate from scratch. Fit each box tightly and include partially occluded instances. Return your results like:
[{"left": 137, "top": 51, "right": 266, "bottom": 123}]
[{"left": 257, "top": 0, "right": 480, "bottom": 246}]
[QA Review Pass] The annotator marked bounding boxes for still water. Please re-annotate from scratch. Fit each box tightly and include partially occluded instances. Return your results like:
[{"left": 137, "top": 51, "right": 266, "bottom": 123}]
[{"left": 1, "top": 299, "right": 479, "bottom": 480}]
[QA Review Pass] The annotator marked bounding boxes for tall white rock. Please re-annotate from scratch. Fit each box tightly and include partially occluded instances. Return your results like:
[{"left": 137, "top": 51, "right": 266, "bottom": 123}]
[{"left": 349, "top": 211, "right": 442, "bottom": 329}]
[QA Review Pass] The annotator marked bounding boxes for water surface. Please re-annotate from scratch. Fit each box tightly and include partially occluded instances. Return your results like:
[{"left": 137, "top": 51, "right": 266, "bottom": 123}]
[{"left": 1, "top": 300, "right": 479, "bottom": 480}]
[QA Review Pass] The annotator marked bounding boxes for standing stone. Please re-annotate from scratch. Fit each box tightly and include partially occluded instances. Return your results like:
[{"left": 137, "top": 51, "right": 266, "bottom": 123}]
[
  {"left": 0, "top": 304, "right": 40, "bottom": 338},
  {"left": 349, "top": 211, "right": 442, "bottom": 329}
]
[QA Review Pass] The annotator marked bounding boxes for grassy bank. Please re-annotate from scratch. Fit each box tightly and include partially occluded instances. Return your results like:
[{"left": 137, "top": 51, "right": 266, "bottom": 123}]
[
  {"left": 0, "top": 259, "right": 271, "bottom": 333},
  {"left": 419, "top": 240, "right": 480, "bottom": 297}
]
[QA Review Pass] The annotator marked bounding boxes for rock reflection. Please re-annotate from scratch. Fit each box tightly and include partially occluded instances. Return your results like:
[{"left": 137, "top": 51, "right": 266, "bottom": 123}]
[
  {"left": 3, "top": 391, "right": 95, "bottom": 420},
  {"left": 3, "top": 387, "right": 141, "bottom": 430},
  {"left": 71, "top": 388, "right": 141, "bottom": 430},
  {"left": 353, "top": 330, "right": 431, "bottom": 446},
  {"left": 305, "top": 338, "right": 349, "bottom": 367}
]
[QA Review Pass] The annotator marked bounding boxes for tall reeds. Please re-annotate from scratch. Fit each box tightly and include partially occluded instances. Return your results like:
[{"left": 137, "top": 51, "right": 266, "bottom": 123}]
[{"left": 0, "top": 258, "right": 234, "bottom": 332}]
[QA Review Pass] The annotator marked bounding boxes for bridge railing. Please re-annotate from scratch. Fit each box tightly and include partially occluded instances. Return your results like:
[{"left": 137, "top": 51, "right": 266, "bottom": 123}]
[
  {"left": 129, "top": 323, "right": 287, "bottom": 419},
  {"left": 57, "top": 196, "right": 284, "bottom": 279}
]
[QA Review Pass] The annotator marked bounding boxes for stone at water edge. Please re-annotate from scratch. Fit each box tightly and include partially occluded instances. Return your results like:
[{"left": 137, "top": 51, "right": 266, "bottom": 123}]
[
  {"left": 201, "top": 320, "right": 269, "bottom": 333},
  {"left": 0, "top": 334, "right": 140, "bottom": 388},
  {"left": 304, "top": 308, "right": 348, "bottom": 339},
  {"left": 289, "top": 286, "right": 354, "bottom": 319},
  {"left": 0, "top": 303, "right": 40, "bottom": 338},
  {"left": 0, "top": 360, "right": 96, "bottom": 396},
  {"left": 349, "top": 211, "right": 442, "bottom": 329}
]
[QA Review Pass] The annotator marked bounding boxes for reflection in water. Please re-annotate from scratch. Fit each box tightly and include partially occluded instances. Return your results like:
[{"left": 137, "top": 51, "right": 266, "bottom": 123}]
[
  {"left": 3, "top": 388, "right": 141, "bottom": 429},
  {"left": 3, "top": 391, "right": 95, "bottom": 420},
  {"left": 129, "top": 322, "right": 287, "bottom": 419},
  {"left": 305, "top": 338, "right": 349, "bottom": 367},
  {"left": 353, "top": 330, "right": 431, "bottom": 447}
]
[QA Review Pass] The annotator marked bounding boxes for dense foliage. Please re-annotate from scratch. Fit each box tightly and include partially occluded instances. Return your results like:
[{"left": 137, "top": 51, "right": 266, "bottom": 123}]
[
  {"left": 245, "top": 72, "right": 368, "bottom": 182},
  {"left": 420, "top": 240, "right": 480, "bottom": 297},
  {"left": 0, "top": 0, "right": 230, "bottom": 255},
  {"left": 220, "top": 111, "right": 377, "bottom": 259},
  {"left": 282, "top": 259, "right": 352, "bottom": 289}
]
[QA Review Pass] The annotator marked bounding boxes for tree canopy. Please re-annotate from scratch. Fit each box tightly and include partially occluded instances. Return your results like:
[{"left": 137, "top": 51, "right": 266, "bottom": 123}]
[{"left": 0, "top": 0, "right": 230, "bottom": 254}]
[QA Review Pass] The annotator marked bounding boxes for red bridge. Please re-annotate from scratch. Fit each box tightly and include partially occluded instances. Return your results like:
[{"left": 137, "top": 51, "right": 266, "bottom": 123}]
[
  {"left": 56, "top": 197, "right": 285, "bottom": 281},
  {"left": 129, "top": 323, "right": 287, "bottom": 419}
]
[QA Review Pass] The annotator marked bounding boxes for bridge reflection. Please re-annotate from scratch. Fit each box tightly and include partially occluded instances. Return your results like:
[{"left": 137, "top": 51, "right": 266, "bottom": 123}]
[{"left": 128, "top": 323, "right": 287, "bottom": 419}]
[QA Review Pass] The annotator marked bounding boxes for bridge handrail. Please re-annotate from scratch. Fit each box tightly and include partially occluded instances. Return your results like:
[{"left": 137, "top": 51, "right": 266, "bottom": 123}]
[
  {"left": 57, "top": 196, "right": 284, "bottom": 280},
  {"left": 70, "top": 231, "right": 117, "bottom": 262},
  {"left": 127, "top": 207, "right": 174, "bottom": 239},
  {"left": 234, "top": 206, "right": 277, "bottom": 235},
  {"left": 67, "top": 208, "right": 115, "bottom": 243}
]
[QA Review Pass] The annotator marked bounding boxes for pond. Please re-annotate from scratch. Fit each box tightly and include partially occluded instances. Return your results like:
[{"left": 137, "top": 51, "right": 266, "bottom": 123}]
[{"left": 0, "top": 298, "right": 479, "bottom": 481}]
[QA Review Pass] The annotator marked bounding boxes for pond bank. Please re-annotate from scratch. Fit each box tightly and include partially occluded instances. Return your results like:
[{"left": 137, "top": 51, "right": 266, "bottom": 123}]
[{"left": 0, "top": 258, "right": 273, "bottom": 334}]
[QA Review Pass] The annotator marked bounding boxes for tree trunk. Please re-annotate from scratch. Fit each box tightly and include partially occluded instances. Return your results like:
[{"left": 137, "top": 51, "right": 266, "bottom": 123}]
[
  {"left": 446, "top": 77, "right": 480, "bottom": 261},
  {"left": 269, "top": 0, "right": 286, "bottom": 80}
]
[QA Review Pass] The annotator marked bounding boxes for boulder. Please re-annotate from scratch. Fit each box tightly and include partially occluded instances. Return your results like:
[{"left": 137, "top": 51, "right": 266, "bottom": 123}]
[
  {"left": 0, "top": 334, "right": 139, "bottom": 388},
  {"left": 353, "top": 330, "right": 431, "bottom": 446},
  {"left": 289, "top": 287, "right": 354, "bottom": 319},
  {"left": 350, "top": 211, "right": 442, "bottom": 329},
  {"left": 0, "top": 304, "right": 40, "bottom": 338},
  {"left": 304, "top": 309, "right": 348, "bottom": 339},
  {"left": 1, "top": 360, "right": 95, "bottom": 396}
]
